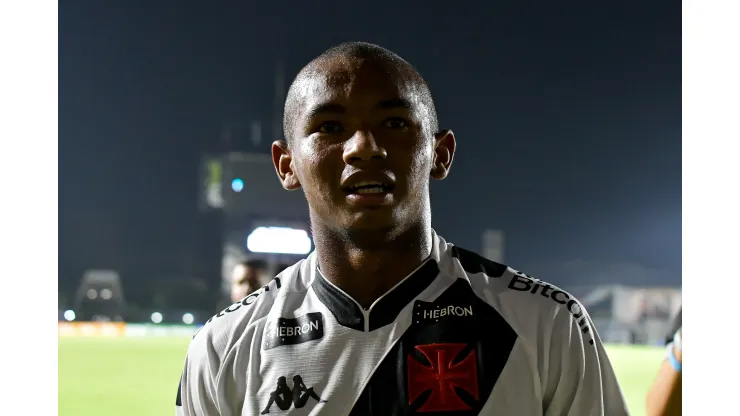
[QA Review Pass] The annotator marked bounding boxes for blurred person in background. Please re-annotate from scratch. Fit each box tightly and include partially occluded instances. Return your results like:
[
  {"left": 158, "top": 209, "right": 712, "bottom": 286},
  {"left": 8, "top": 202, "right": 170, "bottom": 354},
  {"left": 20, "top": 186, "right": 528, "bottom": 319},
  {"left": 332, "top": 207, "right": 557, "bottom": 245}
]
[
  {"left": 646, "top": 308, "right": 682, "bottom": 415},
  {"left": 230, "top": 259, "right": 268, "bottom": 303},
  {"left": 176, "top": 42, "right": 628, "bottom": 415}
]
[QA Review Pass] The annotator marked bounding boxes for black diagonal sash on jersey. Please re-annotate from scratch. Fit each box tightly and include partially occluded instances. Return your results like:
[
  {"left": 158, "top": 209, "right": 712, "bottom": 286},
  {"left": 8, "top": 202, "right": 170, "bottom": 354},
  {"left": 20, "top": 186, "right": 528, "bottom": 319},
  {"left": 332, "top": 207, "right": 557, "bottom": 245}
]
[{"left": 349, "top": 278, "right": 518, "bottom": 416}]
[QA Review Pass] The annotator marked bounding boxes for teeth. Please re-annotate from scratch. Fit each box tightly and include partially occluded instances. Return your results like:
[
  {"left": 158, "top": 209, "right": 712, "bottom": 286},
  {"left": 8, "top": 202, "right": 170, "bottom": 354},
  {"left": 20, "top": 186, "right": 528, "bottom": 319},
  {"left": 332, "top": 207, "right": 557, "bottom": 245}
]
[
  {"left": 356, "top": 187, "right": 385, "bottom": 194},
  {"left": 353, "top": 181, "right": 383, "bottom": 188}
]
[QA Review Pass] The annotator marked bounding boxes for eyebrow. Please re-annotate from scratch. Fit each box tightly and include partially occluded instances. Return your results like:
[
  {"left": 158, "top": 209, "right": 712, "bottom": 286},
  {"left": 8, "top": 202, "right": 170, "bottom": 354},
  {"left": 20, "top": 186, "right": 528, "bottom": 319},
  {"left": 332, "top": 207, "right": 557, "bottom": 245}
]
[
  {"left": 306, "top": 103, "right": 347, "bottom": 119},
  {"left": 305, "top": 98, "right": 414, "bottom": 119},
  {"left": 376, "top": 98, "right": 413, "bottom": 110}
]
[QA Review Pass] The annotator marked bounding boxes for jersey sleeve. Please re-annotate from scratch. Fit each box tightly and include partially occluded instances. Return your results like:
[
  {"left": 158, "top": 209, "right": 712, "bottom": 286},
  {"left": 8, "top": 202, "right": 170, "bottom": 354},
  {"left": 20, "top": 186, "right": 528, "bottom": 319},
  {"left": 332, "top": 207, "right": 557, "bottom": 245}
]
[
  {"left": 543, "top": 302, "right": 630, "bottom": 416},
  {"left": 175, "top": 332, "right": 232, "bottom": 416}
]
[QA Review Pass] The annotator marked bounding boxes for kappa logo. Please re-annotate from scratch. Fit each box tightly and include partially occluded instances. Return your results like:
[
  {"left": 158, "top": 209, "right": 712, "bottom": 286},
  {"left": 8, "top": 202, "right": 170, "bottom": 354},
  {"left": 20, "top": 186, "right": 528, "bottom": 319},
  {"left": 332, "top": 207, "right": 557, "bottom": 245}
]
[
  {"left": 261, "top": 375, "right": 327, "bottom": 414},
  {"left": 407, "top": 343, "right": 479, "bottom": 412}
]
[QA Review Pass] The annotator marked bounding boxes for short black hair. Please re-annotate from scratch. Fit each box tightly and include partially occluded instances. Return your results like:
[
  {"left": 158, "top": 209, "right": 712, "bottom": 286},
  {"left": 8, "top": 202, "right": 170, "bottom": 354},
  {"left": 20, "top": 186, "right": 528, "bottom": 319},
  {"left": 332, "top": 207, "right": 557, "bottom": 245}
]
[{"left": 282, "top": 42, "right": 439, "bottom": 144}]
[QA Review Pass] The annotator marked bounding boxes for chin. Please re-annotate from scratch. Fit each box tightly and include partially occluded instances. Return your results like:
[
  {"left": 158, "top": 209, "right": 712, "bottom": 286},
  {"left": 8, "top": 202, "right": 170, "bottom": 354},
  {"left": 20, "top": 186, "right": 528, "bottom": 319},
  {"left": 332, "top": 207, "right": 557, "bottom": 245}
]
[{"left": 344, "top": 215, "right": 396, "bottom": 232}]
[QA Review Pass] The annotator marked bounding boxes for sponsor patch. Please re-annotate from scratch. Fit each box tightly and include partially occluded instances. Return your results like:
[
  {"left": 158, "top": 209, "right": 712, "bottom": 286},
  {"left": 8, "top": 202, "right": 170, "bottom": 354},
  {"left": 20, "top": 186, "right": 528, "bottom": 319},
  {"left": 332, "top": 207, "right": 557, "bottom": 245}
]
[{"left": 264, "top": 312, "right": 324, "bottom": 350}]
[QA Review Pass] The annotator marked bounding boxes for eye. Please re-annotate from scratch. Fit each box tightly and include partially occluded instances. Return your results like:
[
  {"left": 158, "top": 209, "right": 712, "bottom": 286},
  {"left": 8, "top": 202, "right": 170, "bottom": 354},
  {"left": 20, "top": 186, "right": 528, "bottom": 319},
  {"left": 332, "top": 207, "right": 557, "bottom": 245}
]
[
  {"left": 318, "top": 121, "right": 344, "bottom": 134},
  {"left": 384, "top": 117, "right": 409, "bottom": 129}
]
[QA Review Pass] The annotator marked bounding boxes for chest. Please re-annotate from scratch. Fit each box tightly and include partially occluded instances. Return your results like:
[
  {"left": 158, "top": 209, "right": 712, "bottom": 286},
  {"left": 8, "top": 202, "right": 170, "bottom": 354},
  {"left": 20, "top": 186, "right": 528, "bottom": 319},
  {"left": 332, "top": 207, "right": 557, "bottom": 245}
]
[{"left": 243, "top": 300, "right": 542, "bottom": 416}]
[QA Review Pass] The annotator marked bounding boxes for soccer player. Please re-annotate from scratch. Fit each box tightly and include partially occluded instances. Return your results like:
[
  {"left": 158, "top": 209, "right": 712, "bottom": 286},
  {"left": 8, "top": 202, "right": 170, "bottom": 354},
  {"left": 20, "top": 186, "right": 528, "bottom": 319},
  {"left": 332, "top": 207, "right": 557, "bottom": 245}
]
[
  {"left": 230, "top": 259, "right": 267, "bottom": 303},
  {"left": 646, "top": 308, "right": 682, "bottom": 415},
  {"left": 176, "top": 42, "right": 629, "bottom": 415}
]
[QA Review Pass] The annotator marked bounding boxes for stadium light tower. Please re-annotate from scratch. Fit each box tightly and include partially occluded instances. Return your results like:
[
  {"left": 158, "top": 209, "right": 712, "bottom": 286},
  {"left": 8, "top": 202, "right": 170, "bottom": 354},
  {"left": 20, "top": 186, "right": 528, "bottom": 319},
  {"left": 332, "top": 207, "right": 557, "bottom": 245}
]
[{"left": 199, "top": 61, "right": 313, "bottom": 303}]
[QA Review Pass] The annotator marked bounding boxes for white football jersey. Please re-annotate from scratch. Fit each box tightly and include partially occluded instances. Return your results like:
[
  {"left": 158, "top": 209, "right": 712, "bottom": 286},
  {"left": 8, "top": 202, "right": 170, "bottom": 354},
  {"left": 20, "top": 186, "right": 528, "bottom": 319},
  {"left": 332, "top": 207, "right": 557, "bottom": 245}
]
[{"left": 176, "top": 231, "right": 629, "bottom": 415}]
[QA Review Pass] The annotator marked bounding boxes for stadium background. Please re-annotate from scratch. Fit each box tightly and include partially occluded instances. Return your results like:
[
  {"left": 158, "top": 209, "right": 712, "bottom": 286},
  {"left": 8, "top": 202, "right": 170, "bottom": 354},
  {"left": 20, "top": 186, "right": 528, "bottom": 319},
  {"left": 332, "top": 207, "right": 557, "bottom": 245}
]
[
  {"left": 58, "top": 148, "right": 680, "bottom": 416},
  {"left": 58, "top": 2, "right": 680, "bottom": 415}
]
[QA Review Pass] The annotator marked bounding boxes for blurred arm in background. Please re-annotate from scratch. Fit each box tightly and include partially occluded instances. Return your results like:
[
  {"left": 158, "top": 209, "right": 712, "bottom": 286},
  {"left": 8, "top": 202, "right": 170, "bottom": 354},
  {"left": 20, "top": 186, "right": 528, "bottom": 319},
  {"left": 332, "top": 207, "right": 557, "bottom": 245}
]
[{"left": 646, "top": 309, "right": 682, "bottom": 416}]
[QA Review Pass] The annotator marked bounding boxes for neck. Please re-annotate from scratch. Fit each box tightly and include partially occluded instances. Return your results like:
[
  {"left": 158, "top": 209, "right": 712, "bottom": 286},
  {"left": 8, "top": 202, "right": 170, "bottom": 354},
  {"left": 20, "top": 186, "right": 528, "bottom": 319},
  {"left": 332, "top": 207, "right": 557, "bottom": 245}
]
[{"left": 312, "top": 218, "right": 433, "bottom": 309}]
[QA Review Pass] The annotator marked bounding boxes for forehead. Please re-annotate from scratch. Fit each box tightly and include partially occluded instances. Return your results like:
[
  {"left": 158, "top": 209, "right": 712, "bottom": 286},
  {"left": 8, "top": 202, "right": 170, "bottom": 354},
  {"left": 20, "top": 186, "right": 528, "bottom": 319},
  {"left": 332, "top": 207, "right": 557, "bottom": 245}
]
[{"left": 294, "top": 57, "right": 422, "bottom": 118}]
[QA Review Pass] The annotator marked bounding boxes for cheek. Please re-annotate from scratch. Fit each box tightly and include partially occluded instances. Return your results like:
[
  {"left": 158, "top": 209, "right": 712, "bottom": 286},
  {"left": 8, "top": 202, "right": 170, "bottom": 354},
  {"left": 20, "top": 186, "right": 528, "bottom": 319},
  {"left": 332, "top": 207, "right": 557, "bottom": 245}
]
[
  {"left": 406, "top": 141, "right": 434, "bottom": 182},
  {"left": 295, "top": 141, "right": 341, "bottom": 194},
  {"left": 395, "top": 144, "right": 431, "bottom": 203}
]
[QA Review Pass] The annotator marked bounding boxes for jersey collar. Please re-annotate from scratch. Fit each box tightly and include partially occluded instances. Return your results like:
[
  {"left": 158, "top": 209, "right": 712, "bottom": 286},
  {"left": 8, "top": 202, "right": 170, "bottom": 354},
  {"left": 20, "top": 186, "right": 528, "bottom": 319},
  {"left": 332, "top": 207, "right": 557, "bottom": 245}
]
[{"left": 310, "top": 231, "right": 444, "bottom": 332}]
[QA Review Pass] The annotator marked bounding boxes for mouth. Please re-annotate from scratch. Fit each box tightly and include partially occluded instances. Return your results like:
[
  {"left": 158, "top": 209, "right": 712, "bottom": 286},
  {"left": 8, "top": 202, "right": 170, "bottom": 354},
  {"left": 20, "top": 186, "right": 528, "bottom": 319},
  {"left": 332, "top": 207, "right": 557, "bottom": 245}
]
[
  {"left": 342, "top": 180, "right": 395, "bottom": 195},
  {"left": 341, "top": 180, "right": 395, "bottom": 207}
]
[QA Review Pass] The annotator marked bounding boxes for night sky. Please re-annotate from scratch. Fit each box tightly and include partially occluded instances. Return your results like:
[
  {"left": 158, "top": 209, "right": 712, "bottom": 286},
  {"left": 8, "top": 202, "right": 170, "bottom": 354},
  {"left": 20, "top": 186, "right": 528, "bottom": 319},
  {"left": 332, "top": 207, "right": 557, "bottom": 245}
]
[{"left": 59, "top": 0, "right": 681, "bottom": 301}]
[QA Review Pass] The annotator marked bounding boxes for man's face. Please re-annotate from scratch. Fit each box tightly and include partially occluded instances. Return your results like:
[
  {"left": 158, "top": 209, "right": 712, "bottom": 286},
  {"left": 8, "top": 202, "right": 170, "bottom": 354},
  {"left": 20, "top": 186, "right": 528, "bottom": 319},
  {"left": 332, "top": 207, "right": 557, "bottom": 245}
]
[
  {"left": 274, "top": 58, "right": 455, "bottom": 234},
  {"left": 231, "top": 264, "right": 262, "bottom": 302}
]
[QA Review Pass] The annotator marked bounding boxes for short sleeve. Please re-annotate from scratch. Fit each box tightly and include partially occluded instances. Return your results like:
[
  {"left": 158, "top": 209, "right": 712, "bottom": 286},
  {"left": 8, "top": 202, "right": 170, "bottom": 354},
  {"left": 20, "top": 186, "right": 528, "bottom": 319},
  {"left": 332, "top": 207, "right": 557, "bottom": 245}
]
[
  {"left": 175, "top": 334, "right": 230, "bottom": 416},
  {"left": 544, "top": 301, "right": 630, "bottom": 415}
]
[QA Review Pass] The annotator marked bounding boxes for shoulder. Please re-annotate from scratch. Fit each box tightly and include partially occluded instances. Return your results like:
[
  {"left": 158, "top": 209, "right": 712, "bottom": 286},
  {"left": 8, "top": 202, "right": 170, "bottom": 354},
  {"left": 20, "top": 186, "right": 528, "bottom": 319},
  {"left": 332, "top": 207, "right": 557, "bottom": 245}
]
[
  {"left": 187, "top": 260, "right": 307, "bottom": 362},
  {"left": 447, "top": 245, "right": 594, "bottom": 345}
]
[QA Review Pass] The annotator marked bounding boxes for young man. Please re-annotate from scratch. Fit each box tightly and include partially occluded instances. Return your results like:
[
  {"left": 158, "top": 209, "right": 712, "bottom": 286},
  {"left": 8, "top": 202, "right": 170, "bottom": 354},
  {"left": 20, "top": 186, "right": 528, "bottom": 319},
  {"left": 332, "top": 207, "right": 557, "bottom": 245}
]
[{"left": 176, "top": 42, "right": 628, "bottom": 415}]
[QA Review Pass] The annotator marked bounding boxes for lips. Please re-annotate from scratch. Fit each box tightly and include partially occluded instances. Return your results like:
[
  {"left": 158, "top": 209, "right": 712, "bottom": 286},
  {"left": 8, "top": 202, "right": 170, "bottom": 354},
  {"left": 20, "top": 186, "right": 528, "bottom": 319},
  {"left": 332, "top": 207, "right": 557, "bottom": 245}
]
[
  {"left": 340, "top": 172, "right": 396, "bottom": 207},
  {"left": 344, "top": 180, "right": 394, "bottom": 195},
  {"left": 341, "top": 172, "right": 396, "bottom": 195}
]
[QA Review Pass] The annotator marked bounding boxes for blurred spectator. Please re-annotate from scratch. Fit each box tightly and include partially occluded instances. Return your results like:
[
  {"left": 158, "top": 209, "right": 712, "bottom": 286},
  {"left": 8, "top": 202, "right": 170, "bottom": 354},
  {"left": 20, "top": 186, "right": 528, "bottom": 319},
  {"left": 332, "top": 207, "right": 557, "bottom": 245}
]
[
  {"left": 646, "top": 308, "right": 682, "bottom": 416},
  {"left": 230, "top": 259, "right": 268, "bottom": 303}
]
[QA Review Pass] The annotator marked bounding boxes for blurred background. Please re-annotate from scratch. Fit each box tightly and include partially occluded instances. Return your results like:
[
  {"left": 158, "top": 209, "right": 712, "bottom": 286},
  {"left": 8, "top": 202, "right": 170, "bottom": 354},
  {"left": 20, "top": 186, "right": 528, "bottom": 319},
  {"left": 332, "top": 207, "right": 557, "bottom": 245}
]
[{"left": 58, "top": 1, "right": 680, "bottom": 415}]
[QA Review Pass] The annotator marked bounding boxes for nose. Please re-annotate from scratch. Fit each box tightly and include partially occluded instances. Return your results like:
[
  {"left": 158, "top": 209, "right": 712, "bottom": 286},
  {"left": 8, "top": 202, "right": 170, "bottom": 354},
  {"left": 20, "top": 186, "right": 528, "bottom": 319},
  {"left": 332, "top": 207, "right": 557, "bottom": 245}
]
[{"left": 343, "top": 130, "right": 387, "bottom": 166}]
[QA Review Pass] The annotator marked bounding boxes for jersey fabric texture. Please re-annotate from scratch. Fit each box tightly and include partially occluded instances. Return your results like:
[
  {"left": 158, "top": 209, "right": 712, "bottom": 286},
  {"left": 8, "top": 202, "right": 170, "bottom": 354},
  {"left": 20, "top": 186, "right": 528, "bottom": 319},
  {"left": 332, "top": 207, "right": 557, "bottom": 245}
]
[{"left": 176, "top": 231, "right": 628, "bottom": 416}]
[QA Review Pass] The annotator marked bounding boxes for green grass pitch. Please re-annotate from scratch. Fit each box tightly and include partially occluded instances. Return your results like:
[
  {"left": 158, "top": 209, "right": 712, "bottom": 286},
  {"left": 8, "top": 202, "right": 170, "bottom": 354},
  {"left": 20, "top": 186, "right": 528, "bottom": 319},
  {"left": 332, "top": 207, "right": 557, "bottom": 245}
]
[{"left": 58, "top": 338, "right": 663, "bottom": 416}]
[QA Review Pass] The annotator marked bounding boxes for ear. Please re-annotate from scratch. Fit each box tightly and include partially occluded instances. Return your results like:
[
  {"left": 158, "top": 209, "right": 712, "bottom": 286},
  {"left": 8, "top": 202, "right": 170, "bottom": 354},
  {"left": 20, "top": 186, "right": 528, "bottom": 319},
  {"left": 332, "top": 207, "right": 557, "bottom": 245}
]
[
  {"left": 271, "top": 140, "right": 302, "bottom": 190},
  {"left": 430, "top": 129, "right": 456, "bottom": 180}
]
